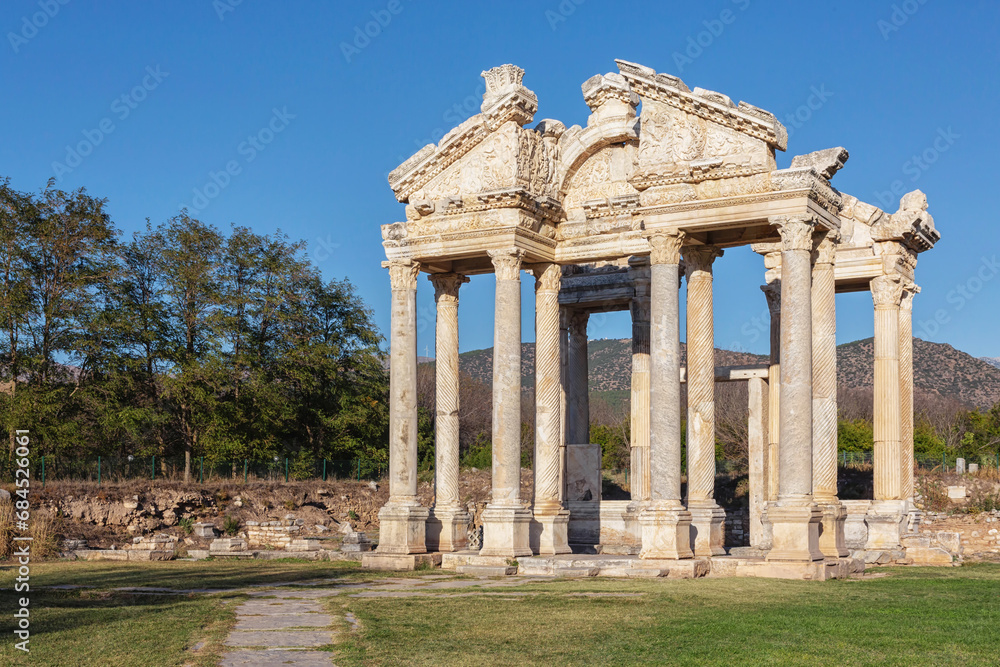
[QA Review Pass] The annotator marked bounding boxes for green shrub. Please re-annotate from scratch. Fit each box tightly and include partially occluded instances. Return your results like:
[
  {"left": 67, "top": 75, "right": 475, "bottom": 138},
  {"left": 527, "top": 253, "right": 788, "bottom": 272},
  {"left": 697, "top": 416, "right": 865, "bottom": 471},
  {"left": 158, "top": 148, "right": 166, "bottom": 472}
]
[{"left": 223, "top": 515, "right": 240, "bottom": 536}]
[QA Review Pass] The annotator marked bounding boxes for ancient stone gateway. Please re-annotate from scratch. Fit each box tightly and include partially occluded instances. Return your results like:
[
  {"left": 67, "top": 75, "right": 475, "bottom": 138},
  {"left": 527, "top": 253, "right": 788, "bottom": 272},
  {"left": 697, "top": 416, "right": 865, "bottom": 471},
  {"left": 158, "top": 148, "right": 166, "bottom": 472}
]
[{"left": 363, "top": 61, "right": 939, "bottom": 580}]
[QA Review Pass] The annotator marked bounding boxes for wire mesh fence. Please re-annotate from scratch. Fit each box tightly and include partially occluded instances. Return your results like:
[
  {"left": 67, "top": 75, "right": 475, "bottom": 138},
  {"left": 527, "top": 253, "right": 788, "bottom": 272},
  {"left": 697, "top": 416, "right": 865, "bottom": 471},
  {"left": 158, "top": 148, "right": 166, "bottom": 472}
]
[{"left": 0, "top": 454, "right": 386, "bottom": 486}]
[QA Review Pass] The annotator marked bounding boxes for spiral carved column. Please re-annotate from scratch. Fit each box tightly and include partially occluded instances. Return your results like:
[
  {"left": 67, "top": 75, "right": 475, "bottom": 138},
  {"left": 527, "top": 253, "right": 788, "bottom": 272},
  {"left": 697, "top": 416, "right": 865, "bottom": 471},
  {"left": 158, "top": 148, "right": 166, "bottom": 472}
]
[
  {"left": 683, "top": 245, "right": 726, "bottom": 556},
  {"left": 425, "top": 273, "right": 471, "bottom": 552},
  {"left": 529, "top": 263, "right": 571, "bottom": 554},
  {"left": 811, "top": 238, "right": 848, "bottom": 557}
]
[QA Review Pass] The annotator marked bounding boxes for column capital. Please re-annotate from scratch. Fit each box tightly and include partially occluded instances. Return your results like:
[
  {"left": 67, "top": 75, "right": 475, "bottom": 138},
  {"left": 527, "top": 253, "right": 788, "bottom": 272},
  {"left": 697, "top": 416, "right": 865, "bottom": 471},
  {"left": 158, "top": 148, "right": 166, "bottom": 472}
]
[
  {"left": 761, "top": 281, "right": 781, "bottom": 314},
  {"left": 383, "top": 259, "right": 421, "bottom": 290},
  {"left": 812, "top": 236, "right": 838, "bottom": 266},
  {"left": 646, "top": 230, "right": 686, "bottom": 265},
  {"left": 528, "top": 263, "right": 561, "bottom": 293},
  {"left": 871, "top": 274, "right": 904, "bottom": 309},
  {"left": 682, "top": 245, "right": 723, "bottom": 277},
  {"left": 488, "top": 248, "right": 525, "bottom": 281},
  {"left": 567, "top": 309, "right": 589, "bottom": 335},
  {"left": 428, "top": 272, "right": 469, "bottom": 300},
  {"left": 900, "top": 283, "right": 920, "bottom": 311},
  {"left": 771, "top": 216, "right": 817, "bottom": 252}
]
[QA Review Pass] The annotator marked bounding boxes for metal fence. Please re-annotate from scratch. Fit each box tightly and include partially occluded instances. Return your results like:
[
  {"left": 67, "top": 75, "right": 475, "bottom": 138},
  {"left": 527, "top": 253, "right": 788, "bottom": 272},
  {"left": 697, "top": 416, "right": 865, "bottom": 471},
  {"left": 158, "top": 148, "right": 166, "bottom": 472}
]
[
  {"left": 839, "top": 451, "right": 1000, "bottom": 472},
  {"left": 0, "top": 454, "right": 386, "bottom": 486}
]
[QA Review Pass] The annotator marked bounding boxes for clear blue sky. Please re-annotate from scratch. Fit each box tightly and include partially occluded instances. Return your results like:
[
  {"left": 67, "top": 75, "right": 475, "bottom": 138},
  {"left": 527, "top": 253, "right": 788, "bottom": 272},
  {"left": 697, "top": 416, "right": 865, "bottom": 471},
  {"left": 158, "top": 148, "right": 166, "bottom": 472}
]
[{"left": 3, "top": 0, "right": 997, "bottom": 358}]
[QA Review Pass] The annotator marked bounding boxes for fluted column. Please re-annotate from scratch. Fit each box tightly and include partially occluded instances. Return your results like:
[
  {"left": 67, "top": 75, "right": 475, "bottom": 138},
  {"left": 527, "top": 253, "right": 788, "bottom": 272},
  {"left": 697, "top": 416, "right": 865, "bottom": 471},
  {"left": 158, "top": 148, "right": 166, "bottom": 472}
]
[
  {"left": 425, "top": 273, "right": 471, "bottom": 552},
  {"left": 567, "top": 310, "right": 590, "bottom": 445},
  {"left": 762, "top": 282, "right": 782, "bottom": 506},
  {"left": 480, "top": 248, "right": 532, "bottom": 557},
  {"left": 629, "top": 260, "right": 652, "bottom": 503},
  {"left": 683, "top": 245, "right": 726, "bottom": 556},
  {"left": 529, "top": 263, "right": 571, "bottom": 554},
  {"left": 376, "top": 259, "right": 429, "bottom": 555},
  {"left": 811, "top": 238, "right": 848, "bottom": 557},
  {"left": 766, "top": 217, "right": 823, "bottom": 563},
  {"left": 639, "top": 231, "right": 693, "bottom": 560},
  {"left": 867, "top": 273, "right": 907, "bottom": 550}
]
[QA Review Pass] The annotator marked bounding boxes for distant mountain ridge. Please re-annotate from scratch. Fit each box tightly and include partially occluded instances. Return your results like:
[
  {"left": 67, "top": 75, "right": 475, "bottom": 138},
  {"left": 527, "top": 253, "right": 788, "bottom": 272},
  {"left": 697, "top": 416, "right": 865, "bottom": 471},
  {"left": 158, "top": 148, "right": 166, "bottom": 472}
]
[
  {"left": 447, "top": 338, "right": 1000, "bottom": 409},
  {"left": 981, "top": 357, "right": 1000, "bottom": 370}
]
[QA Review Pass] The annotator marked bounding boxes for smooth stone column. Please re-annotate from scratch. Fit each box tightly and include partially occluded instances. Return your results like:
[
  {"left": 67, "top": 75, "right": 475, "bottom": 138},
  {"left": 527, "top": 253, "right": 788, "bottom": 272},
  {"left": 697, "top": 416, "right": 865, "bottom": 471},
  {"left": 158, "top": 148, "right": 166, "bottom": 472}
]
[
  {"left": 529, "top": 263, "right": 571, "bottom": 555},
  {"left": 760, "top": 281, "right": 782, "bottom": 550},
  {"left": 425, "top": 273, "right": 472, "bottom": 552},
  {"left": 811, "top": 238, "right": 848, "bottom": 557},
  {"left": 682, "top": 245, "right": 726, "bottom": 556},
  {"left": 376, "top": 259, "right": 429, "bottom": 555},
  {"left": 867, "top": 273, "right": 907, "bottom": 550},
  {"left": 766, "top": 217, "right": 823, "bottom": 563},
  {"left": 748, "top": 376, "right": 769, "bottom": 549},
  {"left": 559, "top": 308, "right": 569, "bottom": 501},
  {"left": 480, "top": 248, "right": 532, "bottom": 557},
  {"left": 567, "top": 310, "right": 590, "bottom": 445},
  {"left": 639, "top": 231, "right": 693, "bottom": 560},
  {"left": 624, "top": 258, "right": 651, "bottom": 554}
]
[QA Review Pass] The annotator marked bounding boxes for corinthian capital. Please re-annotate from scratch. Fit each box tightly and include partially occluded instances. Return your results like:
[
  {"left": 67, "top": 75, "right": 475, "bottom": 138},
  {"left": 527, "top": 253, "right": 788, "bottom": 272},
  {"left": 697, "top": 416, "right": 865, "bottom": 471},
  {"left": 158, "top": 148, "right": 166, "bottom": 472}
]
[
  {"left": 567, "top": 310, "right": 589, "bottom": 336},
  {"left": 682, "top": 245, "right": 723, "bottom": 277},
  {"left": 900, "top": 283, "right": 920, "bottom": 311},
  {"left": 488, "top": 248, "right": 525, "bottom": 281},
  {"left": 646, "top": 230, "right": 686, "bottom": 265},
  {"left": 529, "top": 263, "right": 561, "bottom": 293},
  {"left": 761, "top": 281, "right": 781, "bottom": 314},
  {"left": 871, "top": 274, "right": 904, "bottom": 308},
  {"left": 429, "top": 272, "right": 469, "bottom": 301},
  {"left": 383, "top": 259, "right": 421, "bottom": 290},
  {"left": 813, "top": 236, "right": 838, "bottom": 266},
  {"left": 772, "top": 216, "right": 817, "bottom": 252}
]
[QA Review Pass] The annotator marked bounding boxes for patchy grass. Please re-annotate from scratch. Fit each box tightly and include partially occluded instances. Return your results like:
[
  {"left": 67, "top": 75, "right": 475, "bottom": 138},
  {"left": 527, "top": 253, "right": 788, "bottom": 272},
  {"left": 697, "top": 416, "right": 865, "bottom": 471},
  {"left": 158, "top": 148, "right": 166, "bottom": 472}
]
[{"left": 333, "top": 565, "right": 1000, "bottom": 666}]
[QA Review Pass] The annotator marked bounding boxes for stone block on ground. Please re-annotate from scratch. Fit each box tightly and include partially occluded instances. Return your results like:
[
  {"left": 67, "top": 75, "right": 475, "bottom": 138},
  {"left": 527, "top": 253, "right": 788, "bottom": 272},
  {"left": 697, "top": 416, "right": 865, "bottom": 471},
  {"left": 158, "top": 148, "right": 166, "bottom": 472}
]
[
  {"left": 192, "top": 522, "right": 217, "bottom": 538},
  {"left": 210, "top": 538, "right": 248, "bottom": 553}
]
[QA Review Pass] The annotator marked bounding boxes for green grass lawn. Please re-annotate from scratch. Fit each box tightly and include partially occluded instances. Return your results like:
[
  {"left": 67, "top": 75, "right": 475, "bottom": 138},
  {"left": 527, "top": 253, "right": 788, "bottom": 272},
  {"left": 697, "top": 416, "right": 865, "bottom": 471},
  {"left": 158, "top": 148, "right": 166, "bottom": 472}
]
[{"left": 2, "top": 560, "right": 1000, "bottom": 666}]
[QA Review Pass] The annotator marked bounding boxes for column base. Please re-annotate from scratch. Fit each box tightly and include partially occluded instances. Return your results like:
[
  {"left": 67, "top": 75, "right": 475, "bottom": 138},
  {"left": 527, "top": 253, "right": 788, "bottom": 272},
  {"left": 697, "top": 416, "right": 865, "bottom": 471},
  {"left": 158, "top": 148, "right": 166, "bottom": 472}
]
[
  {"left": 816, "top": 499, "right": 849, "bottom": 558},
  {"left": 530, "top": 506, "right": 572, "bottom": 555},
  {"left": 758, "top": 502, "right": 774, "bottom": 550},
  {"left": 480, "top": 504, "right": 533, "bottom": 558},
  {"left": 376, "top": 502, "right": 429, "bottom": 555},
  {"left": 638, "top": 504, "right": 694, "bottom": 560},
  {"left": 426, "top": 506, "right": 471, "bottom": 553},
  {"left": 620, "top": 501, "right": 648, "bottom": 555},
  {"left": 765, "top": 503, "right": 824, "bottom": 562},
  {"left": 687, "top": 502, "right": 727, "bottom": 556},
  {"left": 865, "top": 500, "right": 907, "bottom": 550}
]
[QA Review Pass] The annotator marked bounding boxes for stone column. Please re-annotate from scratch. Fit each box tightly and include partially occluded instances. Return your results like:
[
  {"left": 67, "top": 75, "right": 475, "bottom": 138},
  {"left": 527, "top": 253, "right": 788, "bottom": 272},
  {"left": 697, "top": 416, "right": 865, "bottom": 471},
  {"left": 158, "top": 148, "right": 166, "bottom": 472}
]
[
  {"left": 480, "top": 248, "right": 532, "bottom": 557},
  {"left": 867, "top": 273, "right": 907, "bottom": 550},
  {"left": 900, "top": 285, "right": 918, "bottom": 508},
  {"left": 682, "top": 245, "right": 726, "bottom": 556},
  {"left": 376, "top": 259, "right": 429, "bottom": 555},
  {"left": 559, "top": 308, "right": 569, "bottom": 502},
  {"left": 747, "top": 376, "right": 769, "bottom": 549},
  {"left": 639, "top": 231, "right": 693, "bottom": 560},
  {"left": 567, "top": 310, "right": 590, "bottom": 445},
  {"left": 762, "top": 281, "right": 782, "bottom": 507},
  {"left": 529, "top": 263, "right": 571, "bottom": 555},
  {"left": 766, "top": 217, "right": 823, "bottom": 563},
  {"left": 811, "top": 238, "right": 848, "bottom": 558},
  {"left": 425, "top": 273, "right": 472, "bottom": 552},
  {"left": 629, "top": 261, "right": 652, "bottom": 503}
]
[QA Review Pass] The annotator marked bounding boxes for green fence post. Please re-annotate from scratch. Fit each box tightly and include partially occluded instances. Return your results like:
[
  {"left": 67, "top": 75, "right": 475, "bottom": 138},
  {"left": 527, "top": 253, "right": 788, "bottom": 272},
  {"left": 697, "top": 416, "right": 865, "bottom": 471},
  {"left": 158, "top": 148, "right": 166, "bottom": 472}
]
[
  {"left": 942, "top": 451, "right": 947, "bottom": 472},
  {"left": 322, "top": 459, "right": 327, "bottom": 481},
  {"left": 244, "top": 459, "right": 248, "bottom": 483},
  {"left": 285, "top": 458, "right": 289, "bottom": 483},
  {"left": 97, "top": 456, "right": 102, "bottom": 485},
  {"left": 152, "top": 455, "right": 156, "bottom": 481}
]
